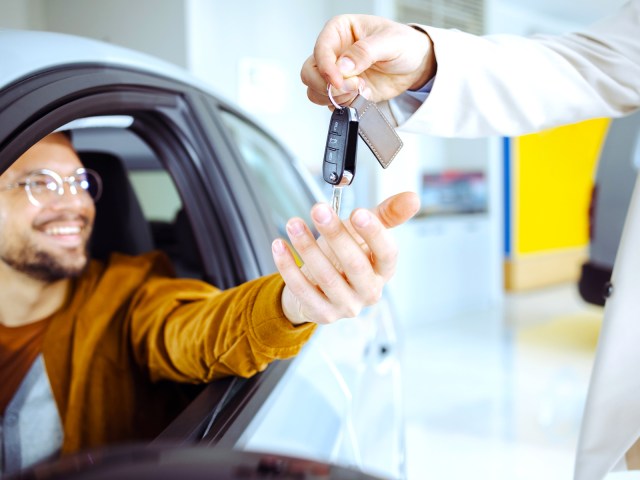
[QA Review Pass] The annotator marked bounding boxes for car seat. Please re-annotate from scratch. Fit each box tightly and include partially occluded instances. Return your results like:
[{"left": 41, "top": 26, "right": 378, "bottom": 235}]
[
  {"left": 171, "top": 208, "right": 204, "bottom": 279},
  {"left": 148, "top": 208, "right": 204, "bottom": 279},
  {"left": 78, "top": 151, "right": 155, "bottom": 261}
]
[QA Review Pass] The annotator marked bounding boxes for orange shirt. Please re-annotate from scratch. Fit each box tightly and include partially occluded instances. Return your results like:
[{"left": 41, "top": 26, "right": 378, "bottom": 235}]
[{"left": 0, "top": 317, "right": 52, "bottom": 414}]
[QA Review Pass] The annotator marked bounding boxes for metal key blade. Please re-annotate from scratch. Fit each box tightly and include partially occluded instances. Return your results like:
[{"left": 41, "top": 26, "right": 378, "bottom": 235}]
[
  {"left": 330, "top": 171, "right": 353, "bottom": 216},
  {"left": 331, "top": 185, "right": 343, "bottom": 215}
]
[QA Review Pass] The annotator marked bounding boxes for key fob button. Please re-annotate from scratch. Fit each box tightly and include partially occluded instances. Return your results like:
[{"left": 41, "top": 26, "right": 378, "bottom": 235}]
[
  {"left": 322, "top": 106, "right": 358, "bottom": 185},
  {"left": 330, "top": 119, "right": 343, "bottom": 136},
  {"left": 325, "top": 148, "right": 339, "bottom": 164},
  {"left": 323, "top": 161, "right": 339, "bottom": 184}
]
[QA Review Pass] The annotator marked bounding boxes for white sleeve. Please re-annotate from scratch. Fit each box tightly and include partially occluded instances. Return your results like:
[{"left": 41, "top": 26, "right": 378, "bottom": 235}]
[{"left": 393, "top": 0, "right": 640, "bottom": 138}]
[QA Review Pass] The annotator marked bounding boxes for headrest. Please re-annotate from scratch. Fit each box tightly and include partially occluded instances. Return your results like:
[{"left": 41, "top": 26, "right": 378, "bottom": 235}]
[{"left": 79, "top": 151, "right": 154, "bottom": 261}]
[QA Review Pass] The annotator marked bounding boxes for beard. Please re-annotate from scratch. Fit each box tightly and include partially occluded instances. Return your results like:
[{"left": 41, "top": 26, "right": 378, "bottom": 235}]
[{"left": 1, "top": 233, "right": 89, "bottom": 282}]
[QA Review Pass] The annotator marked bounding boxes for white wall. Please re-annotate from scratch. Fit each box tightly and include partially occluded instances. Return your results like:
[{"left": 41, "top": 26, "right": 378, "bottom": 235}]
[
  {"left": 184, "top": 0, "right": 331, "bottom": 174},
  {"left": 41, "top": 0, "right": 188, "bottom": 68},
  {"left": 0, "top": 0, "right": 45, "bottom": 29}
]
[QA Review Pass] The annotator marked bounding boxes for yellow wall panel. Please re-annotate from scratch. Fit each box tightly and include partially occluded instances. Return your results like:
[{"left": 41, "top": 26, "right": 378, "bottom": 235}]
[{"left": 515, "top": 118, "right": 610, "bottom": 255}]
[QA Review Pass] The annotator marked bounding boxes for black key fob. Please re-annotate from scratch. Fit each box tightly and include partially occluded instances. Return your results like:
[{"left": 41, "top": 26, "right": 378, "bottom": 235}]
[{"left": 323, "top": 106, "right": 358, "bottom": 186}]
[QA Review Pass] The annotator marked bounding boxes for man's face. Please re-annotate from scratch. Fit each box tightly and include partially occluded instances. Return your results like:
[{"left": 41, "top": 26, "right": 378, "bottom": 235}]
[{"left": 0, "top": 133, "right": 96, "bottom": 282}]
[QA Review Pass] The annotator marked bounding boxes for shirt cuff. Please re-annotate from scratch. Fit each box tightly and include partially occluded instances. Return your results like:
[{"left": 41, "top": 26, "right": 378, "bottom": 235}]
[
  {"left": 409, "top": 76, "right": 435, "bottom": 96},
  {"left": 249, "top": 273, "right": 316, "bottom": 356},
  {"left": 388, "top": 77, "right": 435, "bottom": 126}
]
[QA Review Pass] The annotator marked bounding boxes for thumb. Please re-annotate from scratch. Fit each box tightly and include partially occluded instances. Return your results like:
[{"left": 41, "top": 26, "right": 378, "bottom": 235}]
[
  {"left": 334, "top": 39, "right": 378, "bottom": 92},
  {"left": 370, "top": 191, "right": 420, "bottom": 229},
  {"left": 336, "top": 40, "right": 375, "bottom": 77}
]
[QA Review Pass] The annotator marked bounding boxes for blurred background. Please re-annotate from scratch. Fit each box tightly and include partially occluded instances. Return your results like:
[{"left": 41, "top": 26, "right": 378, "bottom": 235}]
[{"left": 1, "top": 0, "right": 630, "bottom": 478}]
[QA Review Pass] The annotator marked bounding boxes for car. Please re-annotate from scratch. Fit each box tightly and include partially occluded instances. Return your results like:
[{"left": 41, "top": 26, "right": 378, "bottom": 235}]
[
  {"left": 578, "top": 110, "right": 640, "bottom": 306},
  {"left": 0, "top": 29, "right": 404, "bottom": 479}
]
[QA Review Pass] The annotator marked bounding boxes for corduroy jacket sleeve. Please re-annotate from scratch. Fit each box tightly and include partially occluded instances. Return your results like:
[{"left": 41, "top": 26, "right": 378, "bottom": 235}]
[{"left": 125, "top": 252, "right": 316, "bottom": 383}]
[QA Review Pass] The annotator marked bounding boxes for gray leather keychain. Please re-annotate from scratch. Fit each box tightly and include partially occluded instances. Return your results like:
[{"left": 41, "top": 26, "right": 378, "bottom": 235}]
[{"left": 350, "top": 93, "right": 403, "bottom": 169}]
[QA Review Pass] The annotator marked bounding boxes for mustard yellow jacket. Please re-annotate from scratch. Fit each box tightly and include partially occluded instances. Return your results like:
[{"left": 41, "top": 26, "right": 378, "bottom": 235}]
[{"left": 42, "top": 251, "right": 316, "bottom": 454}]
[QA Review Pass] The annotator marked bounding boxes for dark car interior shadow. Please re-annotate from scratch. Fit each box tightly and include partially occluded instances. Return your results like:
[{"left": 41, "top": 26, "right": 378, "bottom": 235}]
[{"left": 80, "top": 150, "right": 204, "bottom": 279}]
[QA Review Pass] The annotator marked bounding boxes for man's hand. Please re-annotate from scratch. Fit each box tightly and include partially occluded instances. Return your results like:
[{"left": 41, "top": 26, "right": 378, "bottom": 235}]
[
  {"left": 301, "top": 15, "right": 437, "bottom": 107},
  {"left": 272, "top": 191, "right": 420, "bottom": 325}
]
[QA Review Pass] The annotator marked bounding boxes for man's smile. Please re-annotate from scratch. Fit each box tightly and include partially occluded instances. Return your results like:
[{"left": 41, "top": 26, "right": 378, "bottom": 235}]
[
  {"left": 35, "top": 217, "right": 90, "bottom": 249},
  {"left": 44, "top": 225, "right": 83, "bottom": 236}
]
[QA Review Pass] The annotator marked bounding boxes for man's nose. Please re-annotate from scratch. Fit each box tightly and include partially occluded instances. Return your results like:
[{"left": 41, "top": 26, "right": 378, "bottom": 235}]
[{"left": 48, "top": 184, "right": 91, "bottom": 209}]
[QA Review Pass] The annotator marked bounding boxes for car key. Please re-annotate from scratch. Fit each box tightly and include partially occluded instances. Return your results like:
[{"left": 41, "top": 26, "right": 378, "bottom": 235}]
[
  {"left": 323, "top": 93, "right": 359, "bottom": 216},
  {"left": 326, "top": 107, "right": 357, "bottom": 217}
]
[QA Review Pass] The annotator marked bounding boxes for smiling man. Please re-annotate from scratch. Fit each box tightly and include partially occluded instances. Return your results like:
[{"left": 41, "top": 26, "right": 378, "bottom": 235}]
[
  {"left": 0, "top": 132, "right": 419, "bottom": 474},
  {"left": 0, "top": 134, "right": 94, "bottom": 284}
]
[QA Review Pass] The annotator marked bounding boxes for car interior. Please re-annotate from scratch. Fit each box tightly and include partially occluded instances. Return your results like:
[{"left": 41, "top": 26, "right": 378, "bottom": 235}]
[{"left": 72, "top": 127, "right": 206, "bottom": 280}]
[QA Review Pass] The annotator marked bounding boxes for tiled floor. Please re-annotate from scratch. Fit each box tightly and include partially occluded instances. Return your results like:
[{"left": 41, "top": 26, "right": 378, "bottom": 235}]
[{"left": 401, "top": 283, "right": 603, "bottom": 479}]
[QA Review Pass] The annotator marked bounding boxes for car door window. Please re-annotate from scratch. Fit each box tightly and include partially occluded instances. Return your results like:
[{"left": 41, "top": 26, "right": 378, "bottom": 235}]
[
  {"left": 218, "top": 110, "right": 315, "bottom": 232},
  {"left": 128, "top": 170, "right": 182, "bottom": 223}
]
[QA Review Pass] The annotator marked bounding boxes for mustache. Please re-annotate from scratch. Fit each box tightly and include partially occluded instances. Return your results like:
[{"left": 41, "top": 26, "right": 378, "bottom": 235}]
[{"left": 33, "top": 212, "right": 91, "bottom": 229}]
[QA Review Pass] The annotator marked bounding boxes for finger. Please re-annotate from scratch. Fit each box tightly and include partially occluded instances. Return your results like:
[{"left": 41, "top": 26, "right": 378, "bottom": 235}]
[
  {"left": 272, "top": 238, "right": 334, "bottom": 325},
  {"left": 285, "top": 217, "right": 360, "bottom": 316},
  {"left": 313, "top": 16, "right": 351, "bottom": 90},
  {"left": 306, "top": 85, "right": 357, "bottom": 108},
  {"left": 350, "top": 208, "right": 398, "bottom": 281},
  {"left": 306, "top": 87, "right": 332, "bottom": 107},
  {"left": 300, "top": 55, "right": 329, "bottom": 100},
  {"left": 312, "top": 16, "right": 371, "bottom": 94},
  {"left": 372, "top": 191, "right": 421, "bottom": 229},
  {"left": 310, "top": 204, "right": 382, "bottom": 305},
  {"left": 334, "top": 18, "right": 420, "bottom": 79},
  {"left": 301, "top": 54, "right": 360, "bottom": 107}
]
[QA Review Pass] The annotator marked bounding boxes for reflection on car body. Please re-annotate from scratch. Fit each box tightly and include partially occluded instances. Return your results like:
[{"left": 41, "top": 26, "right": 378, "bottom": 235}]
[{"left": 0, "top": 30, "right": 404, "bottom": 478}]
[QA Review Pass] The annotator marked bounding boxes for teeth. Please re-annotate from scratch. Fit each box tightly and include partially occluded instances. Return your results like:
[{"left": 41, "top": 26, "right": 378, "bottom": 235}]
[{"left": 45, "top": 226, "right": 82, "bottom": 236}]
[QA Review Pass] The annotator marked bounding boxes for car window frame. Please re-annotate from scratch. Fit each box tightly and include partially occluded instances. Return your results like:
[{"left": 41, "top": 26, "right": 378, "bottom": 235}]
[{"left": 0, "top": 64, "right": 261, "bottom": 287}]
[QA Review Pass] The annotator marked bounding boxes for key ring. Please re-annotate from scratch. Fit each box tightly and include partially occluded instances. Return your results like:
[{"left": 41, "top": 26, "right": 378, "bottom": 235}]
[
  {"left": 327, "top": 83, "right": 343, "bottom": 110},
  {"left": 327, "top": 83, "right": 364, "bottom": 110}
]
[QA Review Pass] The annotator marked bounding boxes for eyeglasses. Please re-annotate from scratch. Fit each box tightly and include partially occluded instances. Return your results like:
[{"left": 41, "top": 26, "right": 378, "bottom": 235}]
[{"left": 1, "top": 168, "right": 103, "bottom": 207}]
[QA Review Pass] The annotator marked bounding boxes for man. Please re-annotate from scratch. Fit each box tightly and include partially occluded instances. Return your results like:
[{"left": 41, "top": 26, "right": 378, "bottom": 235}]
[
  {"left": 301, "top": 4, "right": 639, "bottom": 479},
  {"left": 0, "top": 132, "right": 419, "bottom": 473}
]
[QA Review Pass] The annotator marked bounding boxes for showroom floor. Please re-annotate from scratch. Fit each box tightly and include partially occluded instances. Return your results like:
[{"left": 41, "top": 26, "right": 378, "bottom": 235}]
[{"left": 401, "top": 282, "right": 603, "bottom": 480}]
